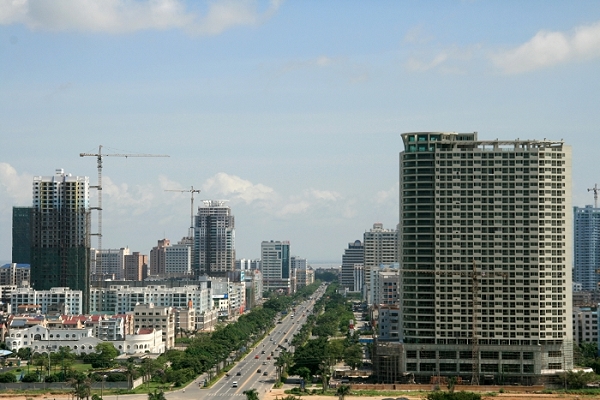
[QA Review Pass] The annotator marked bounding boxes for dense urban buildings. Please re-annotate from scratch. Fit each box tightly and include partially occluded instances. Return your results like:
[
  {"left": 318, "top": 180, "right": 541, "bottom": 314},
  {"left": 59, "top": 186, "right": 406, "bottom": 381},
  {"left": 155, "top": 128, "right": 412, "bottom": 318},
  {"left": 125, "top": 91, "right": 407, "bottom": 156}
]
[
  {"left": 261, "top": 240, "right": 291, "bottom": 293},
  {"left": 573, "top": 205, "right": 600, "bottom": 291},
  {"left": 392, "top": 132, "right": 573, "bottom": 383},
  {"left": 21, "top": 169, "right": 92, "bottom": 313},
  {"left": 194, "top": 200, "right": 235, "bottom": 277}
]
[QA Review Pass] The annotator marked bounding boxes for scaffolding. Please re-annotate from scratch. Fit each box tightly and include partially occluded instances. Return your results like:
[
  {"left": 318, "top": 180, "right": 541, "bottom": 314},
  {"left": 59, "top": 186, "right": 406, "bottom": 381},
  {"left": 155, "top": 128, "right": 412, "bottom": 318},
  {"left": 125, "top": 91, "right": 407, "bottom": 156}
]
[{"left": 373, "top": 340, "right": 405, "bottom": 384}]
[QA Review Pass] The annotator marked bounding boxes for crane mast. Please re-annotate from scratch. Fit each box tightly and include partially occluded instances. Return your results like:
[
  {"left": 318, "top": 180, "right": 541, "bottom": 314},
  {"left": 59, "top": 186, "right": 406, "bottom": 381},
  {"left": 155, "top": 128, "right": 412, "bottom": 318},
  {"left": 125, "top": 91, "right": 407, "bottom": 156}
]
[
  {"left": 588, "top": 183, "right": 600, "bottom": 208},
  {"left": 80, "top": 145, "right": 169, "bottom": 279},
  {"left": 164, "top": 186, "right": 201, "bottom": 238}
]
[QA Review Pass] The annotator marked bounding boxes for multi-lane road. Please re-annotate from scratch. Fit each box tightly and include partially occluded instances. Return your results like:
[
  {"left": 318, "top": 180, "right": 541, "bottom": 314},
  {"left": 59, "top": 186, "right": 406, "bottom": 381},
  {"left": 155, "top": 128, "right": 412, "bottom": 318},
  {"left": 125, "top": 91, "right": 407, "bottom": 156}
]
[{"left": 145, "top": 284, "right": 326, "bottom": 400}]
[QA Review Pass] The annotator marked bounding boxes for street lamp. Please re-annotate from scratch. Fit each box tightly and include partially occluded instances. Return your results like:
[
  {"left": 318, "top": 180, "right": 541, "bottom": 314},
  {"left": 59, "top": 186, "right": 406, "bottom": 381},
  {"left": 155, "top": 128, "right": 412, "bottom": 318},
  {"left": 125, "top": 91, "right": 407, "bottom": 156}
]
[{"left": 101, "top": 374, "right": 107, "bottom": 399}]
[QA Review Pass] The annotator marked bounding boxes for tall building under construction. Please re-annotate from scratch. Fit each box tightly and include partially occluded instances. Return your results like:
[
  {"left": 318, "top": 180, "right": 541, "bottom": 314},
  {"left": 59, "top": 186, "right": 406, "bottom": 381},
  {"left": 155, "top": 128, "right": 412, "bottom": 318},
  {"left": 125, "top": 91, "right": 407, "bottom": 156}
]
[
  {"left": 387, "top": 132, "right": 573, "bottom": 384},
  {"left": 26, "top": 169, "right": 91, "bottom": 313}
]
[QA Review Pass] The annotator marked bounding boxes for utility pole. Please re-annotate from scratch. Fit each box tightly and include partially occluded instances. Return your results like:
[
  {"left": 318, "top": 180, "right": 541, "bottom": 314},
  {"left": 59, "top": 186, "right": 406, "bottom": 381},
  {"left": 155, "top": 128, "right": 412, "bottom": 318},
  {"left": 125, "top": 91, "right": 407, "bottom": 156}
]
[
  {"left": 80, "top": 145, "right": 169, "bottom": 280},
  {"left": 588, "top": 184, "right": 600, "bottom": 208}
]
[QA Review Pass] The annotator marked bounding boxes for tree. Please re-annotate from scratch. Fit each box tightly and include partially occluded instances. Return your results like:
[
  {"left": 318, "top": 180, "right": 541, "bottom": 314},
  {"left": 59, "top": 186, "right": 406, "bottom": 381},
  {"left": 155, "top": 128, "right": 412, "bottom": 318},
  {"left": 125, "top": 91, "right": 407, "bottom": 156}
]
[
  {"left": 343, "top": 344, "right": 362, "bottom": 370},
  {"left": 243, "top": 388, "right": 259, "bottom": 400},
  {"left": 68, "top": 373, "right": 92, "bottom": 400},
  {"left": 94, "top": 342, "right": 119, "bottom": 368},
  {"left": 336, "top": 384, "right": 351, "bottom": 400},
  {"left": 148, "top": 389, "right": 166, "bottom": 400},
  {"left": 296, "top": 366, "right": 312, "bottom": 386},
  {"left": 17, "top": 347, "right": 31, "bottom": 361},
  {"left": 0, "top": 372, "right": 17, "bottom": 383}
]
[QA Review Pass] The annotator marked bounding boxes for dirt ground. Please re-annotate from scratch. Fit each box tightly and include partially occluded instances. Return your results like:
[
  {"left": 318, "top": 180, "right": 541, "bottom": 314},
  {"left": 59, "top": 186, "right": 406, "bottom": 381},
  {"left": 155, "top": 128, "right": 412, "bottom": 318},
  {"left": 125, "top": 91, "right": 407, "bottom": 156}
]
[{"left": 263, "top": 388, "right": 591, "bottom": 400}]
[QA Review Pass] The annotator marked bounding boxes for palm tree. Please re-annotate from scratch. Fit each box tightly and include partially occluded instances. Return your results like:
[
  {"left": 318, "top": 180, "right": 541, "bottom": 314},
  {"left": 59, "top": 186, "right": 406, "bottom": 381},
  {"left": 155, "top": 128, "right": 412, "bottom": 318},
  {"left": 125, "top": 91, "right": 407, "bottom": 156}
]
[
  {"left": 243, "top": 388, "right": 259, "bottom": 400},
  {"left": 147, "top": 389, "right": 166, "bottom": 400},
  {"left": 336, "top": 384, "right": 351, "bottom": 400}
]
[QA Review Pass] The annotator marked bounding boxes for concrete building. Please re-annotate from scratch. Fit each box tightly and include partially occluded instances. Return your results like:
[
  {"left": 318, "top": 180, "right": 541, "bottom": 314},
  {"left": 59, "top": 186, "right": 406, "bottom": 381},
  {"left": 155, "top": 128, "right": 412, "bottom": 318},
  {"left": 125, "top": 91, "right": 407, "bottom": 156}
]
[
  {"left": 0, "top": 263, "right": 30, "bottom": 287},
  {"left": 244, "top": 269, "right": 263, "bottom": 310},
  {"left": 393, "top": 132, "right": 573, "bottom": 383},
  {"left": 149, "top": 239, "right": 170, "bottom": 276},
  {"left": 236, "top": 259, "right": 261, "bottom": 270},
  {"left": 89, "top": 283, "right": 213, "bottom": 330},
  {"left": 353, "top": 264, "right": 365, "bottom": 295},
  {"left": 165, "top": 239, "right": 192, "bottom": 276},
  {"left": 377, "top": 304, "right": 401, "bottom": 341},
  {"left": 22, "top": 169, "right": 91, "bottom": 313},
  {"left": 124, "top": 252, "right": 148, "bottom": 281},
  {"left": 194, "top": 200, "right": 235, "bottom": 277},
  {"left": 295, "top": 267, "right": 315, "bottom": 289},
  {"left": 574, "top": 205, "right": 600, "bottom": 291},
  {"left": 10, "top": 287, "right": 83, "bottom": 315},
  {"left": 572, "top": 306, "right": 598, "bottom": 345},
  {"left": 341, "top": 240, "right": 364, "bottom": 291},
  {"left": 369, "top": 264, "right": 400, "bottom": 306},
  {"left": 261, "top": 240, "right": 291, "bottom": 293},
  {"left": 93, "top": 247, "right": 130, "bottom": 280},
  {"left": 364, "top": 224, "right": 398, "bottom": 304},
  {"left": 133, "top": 303, "right": 175, "bottom": 349}
]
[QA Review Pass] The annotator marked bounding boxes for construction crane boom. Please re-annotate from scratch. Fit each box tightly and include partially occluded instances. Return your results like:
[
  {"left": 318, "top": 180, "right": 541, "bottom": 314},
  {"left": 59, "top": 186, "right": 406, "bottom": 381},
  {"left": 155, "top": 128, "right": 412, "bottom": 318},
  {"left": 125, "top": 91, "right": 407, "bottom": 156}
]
[
  {"left": 80, "top": 145, "right": 169, "bottom": 278},
  {"left": 588, "top": 183, "right": 600, "bottom": 208},
  {"left": 164, "top": 186, "right": 201, "bottom": 237}
]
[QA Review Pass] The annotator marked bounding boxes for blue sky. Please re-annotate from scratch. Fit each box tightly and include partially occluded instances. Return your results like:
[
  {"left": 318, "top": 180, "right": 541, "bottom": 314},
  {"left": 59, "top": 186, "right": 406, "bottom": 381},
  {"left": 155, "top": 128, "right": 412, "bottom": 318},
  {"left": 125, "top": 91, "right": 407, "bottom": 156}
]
[{"left": 1, "top": 1, "right": 600, "bottom": 264}]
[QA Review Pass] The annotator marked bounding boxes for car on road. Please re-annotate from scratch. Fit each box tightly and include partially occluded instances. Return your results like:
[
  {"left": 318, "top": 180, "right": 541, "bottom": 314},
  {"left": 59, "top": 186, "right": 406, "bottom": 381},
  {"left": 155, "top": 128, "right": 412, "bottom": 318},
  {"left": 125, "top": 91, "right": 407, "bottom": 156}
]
[
  {"left": 232, "top": 381, "right": 238, "bottom": 387},
  {"left": 254, "top": 355, "right": 259, "bottom": 359},
  {"left": 236, "top": 371, "right": 242, "bottom": 376},
  {"left": 263, "top": 371, "right": 268, "bottom": 376},
  {"left": 257, "top": 369, "right": 262, "bottom": 373}
]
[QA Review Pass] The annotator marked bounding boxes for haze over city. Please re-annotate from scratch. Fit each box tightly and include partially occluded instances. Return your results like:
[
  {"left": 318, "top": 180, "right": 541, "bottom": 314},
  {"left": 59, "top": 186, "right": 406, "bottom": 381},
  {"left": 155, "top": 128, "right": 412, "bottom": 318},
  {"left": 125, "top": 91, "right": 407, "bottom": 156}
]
[{"left": 1, "top": 1, "right": 600, "bottom": 264}]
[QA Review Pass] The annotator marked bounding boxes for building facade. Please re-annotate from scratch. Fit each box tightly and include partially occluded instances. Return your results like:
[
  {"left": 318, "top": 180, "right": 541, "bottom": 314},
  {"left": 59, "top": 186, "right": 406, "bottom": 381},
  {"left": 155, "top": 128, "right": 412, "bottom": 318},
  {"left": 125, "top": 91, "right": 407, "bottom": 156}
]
[
  {"left": 364, "top": 223, "right": 398, "bottom": 304},
  {"left": 149, "top": 239, "right": 170, "bottom": 276},
  {"left": 396, "top": 132, "right": 573, "bottom": 383},
  {"left": 124, "top": 252, "right": 148, "bottom": 281},
  {"left": 0, "top": 263, "right": 30, "bottom": 286},
  {"left": 341, "top": 240, "right": 364, "bottom": 291},
  {"left": 27, "top": 169, "right": 91, "bottom": 313},
  {"left": 261, "top": 241, "right": 291, "bottom": 293},
  {"left": 194, "top": 201, "right": 235, "bottom": 277},
  {"left": 573, "top": 205, "right": 600, "bottom": 291}
]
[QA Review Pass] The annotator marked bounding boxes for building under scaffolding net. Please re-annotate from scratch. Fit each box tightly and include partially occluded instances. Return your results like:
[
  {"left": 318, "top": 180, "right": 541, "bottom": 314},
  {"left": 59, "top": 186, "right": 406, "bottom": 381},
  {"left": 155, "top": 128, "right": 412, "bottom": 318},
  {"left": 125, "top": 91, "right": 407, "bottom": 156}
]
[{"left": 28, "top": 169, "right": 91, "bottom": 313}]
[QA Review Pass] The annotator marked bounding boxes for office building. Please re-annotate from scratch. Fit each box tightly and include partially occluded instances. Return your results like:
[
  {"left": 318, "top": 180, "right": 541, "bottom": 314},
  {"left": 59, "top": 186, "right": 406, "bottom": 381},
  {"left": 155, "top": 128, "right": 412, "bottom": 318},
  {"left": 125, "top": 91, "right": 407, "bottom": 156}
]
[
  {"left": 341, "top": 240, "right": 364, "bottom": 291},
  {"left": 0, "top": 263, "right": 30, "bottom": 286},
  {"left": 261, "top": 240, "right": 291, "bottom": 293},
  {"left": 93, "top": 247, "right": 130, "bottom": 280},
  {"left": 194, "top": 201, "right": 235, "bottom": 277},
  {"left": 236, "top": 259, "right": 261, "bottom": 270},
  {"left": 573, "top": 205, "right": 600, "bottom": 291},
  {"left": 393, "top": 132, "right": 573, "bottom": 383},
  {"left": 165, "top": 239, "right": 192, "bottom": 276},
  {"left": 25, "top": 169, "right": 91, "bottom": 313}
]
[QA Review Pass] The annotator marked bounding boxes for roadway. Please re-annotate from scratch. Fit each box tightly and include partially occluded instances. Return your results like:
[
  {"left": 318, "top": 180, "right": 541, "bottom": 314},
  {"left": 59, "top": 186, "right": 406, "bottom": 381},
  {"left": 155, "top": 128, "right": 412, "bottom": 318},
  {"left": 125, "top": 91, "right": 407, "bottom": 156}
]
[{"left": 104, "top": 284, "right": 326, "bottom": 400}]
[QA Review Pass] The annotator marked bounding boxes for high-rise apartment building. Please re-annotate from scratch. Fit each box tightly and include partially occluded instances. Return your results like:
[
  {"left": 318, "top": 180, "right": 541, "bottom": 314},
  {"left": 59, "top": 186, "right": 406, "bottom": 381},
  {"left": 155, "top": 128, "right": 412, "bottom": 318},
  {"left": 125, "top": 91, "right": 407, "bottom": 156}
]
[
  {"left": 165, "top": 239, "right": 192, "bottom": 276},
  {"left": 12, "top": 207, "right": 33, "bottom": 264},
  {"left": 150, "top": 239, "right": 170, "bottom": 276},
  {"left": 394, "top": 132, "right": 573, "bottom": 383},
  {"left": 194, "top": 201, "right": 235, "bottom": 277},
  {"left": 261, "top": 240, "right": 291, "bottom": 293},
  {"left": 25, "top": 169, "right": 91, "bottom": 313},
  {"left": 341, "top": 240, "right": 364, "bottom": 291},
  {"left": 124, "top": 252, "right": 148, "bottom": 281},
  {"left": 573, "top": 205, "right": 600, "bottom": 291},
  {"left": 93, "top": 247, "right": 130, "bottom": 280},
  {"left": 364, "top": 223, "right": 398, "bottom": 304}
]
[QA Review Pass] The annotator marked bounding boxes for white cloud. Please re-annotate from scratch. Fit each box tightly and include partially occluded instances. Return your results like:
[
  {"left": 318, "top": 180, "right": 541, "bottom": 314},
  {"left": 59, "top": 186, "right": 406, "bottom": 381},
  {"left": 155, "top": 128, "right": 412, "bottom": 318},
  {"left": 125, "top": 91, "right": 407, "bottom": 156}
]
[
  {"left": 102, "top": 176, "right": 156, "bottom": 216},
  {"left": 405, "top": 44, "right": 478, "bottom": 74},
  {"left": 307, "top": 189, "right": 339, "bottom": 202},
  {"left": 0, "top": 0, "right": 281, "bottom": 35},
  {"left": 491, "top": 21, "right": 600, "bottom": 74},
  {"left": 277, "top": 201, "right": 310, "bottom": 216},
  {"left": 0, "top": 163, "right": 32, "bottom": 207},
  {"left": 202, "top": 172, "right": 274, "bottom": 203}
]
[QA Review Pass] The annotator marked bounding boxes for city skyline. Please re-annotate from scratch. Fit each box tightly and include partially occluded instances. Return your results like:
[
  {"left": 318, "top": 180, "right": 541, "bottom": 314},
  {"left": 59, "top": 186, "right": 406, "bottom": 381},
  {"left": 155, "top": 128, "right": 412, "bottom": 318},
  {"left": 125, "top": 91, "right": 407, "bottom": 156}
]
[{"left": 2, "top": 2, "right": 600, "bottom": 262}]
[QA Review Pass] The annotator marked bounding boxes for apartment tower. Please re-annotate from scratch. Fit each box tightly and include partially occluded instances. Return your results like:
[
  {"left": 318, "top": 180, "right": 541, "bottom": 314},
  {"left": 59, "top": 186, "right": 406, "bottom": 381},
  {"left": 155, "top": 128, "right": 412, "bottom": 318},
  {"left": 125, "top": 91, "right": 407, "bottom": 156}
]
[
  {"left": 28, "top": 169, "right": 91, "bottom": 313},
  {"left": 341, "top": 240, "right": 364, "bottom": 291},
  {"left": 194, "top": 200, "right": 235, "bottom": 277},
  {"left": 398, "top": 132, "right": 572, "bottom": 383},
  {"left": 364, "top": 223, "right": 398, "bottom": 304},
  {"left": 261, "top": 240, "right": 291, "bottom": 293},
  {"left": 573, "top": 205, "right": 600, "bottom": 291}
]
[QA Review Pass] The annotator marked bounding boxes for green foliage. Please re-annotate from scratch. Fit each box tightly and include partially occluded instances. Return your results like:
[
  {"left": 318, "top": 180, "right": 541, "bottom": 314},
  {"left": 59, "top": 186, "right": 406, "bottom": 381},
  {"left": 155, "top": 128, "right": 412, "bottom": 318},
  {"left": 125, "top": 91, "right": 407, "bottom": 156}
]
[
  {"left": 243, "top": 388, "right": 259, "bottom": 400},
  {"left": 561, "top": 370, "right": 597, "bottom": 389},
  {"left": 21, "top": 372, "right": 40, "bottom": 382},
  {"left": 17, "top": 347, "right": 31, "bottom": 360},
  {"left": 147, "top": 389, "right": 166, "bottom": 400},
  {"left": 0, "top": 372, "right": 17, "bottom": 383},
  {"left": 343, "top": 344, "right": 362, "bottom": 370},
  {"left": 427, "top": 392, "right": 482, "bottom": 400},
  {"left": 336, "top": 384, "right": 352, "bottom": 400}
]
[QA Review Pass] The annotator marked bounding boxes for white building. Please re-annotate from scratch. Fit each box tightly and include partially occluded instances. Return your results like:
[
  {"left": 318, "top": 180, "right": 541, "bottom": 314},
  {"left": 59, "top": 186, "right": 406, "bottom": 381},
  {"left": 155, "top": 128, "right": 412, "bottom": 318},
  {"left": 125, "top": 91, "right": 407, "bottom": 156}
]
[
  {"left": 572, "top": 306, "right": 598, "bottom": 345},
  {"left": 165, "top": 240, "right": 192, "bottom": 276},
  {"left": 369, "top": 264, "right": 400, "bottom": 306},
  {"left": 90, "top": 283, "right": 212, "bottom": 330},
  {"left": 364, "top": 223, "right": 398, "bottom": 304},
  {"left": 133, "top": 303, "right": 175, "bottom": 349},
  {"left": 93, "top": 247, "right": 130, "bottom": 280},
  {"left": 10, "top": 287, "right": 83, "bottom": 315}
]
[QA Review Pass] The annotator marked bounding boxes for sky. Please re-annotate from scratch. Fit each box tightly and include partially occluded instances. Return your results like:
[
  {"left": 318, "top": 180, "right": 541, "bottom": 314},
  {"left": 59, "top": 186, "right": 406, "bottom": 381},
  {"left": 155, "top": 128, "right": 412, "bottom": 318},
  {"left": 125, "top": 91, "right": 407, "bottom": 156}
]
[{"left": 1, "top": 1, "right": 600, "bottom": 264}]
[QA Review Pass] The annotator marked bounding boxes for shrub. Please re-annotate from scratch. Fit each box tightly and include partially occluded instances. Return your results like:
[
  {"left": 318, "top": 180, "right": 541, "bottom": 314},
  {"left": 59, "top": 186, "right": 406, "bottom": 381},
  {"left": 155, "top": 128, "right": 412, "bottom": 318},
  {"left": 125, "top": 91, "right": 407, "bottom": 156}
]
[
  {"left": 21, "top": 372, "right": 40, "bottom": 383},
  {"left": 0, "top": 372, "right": 17, "bottom": 383}
]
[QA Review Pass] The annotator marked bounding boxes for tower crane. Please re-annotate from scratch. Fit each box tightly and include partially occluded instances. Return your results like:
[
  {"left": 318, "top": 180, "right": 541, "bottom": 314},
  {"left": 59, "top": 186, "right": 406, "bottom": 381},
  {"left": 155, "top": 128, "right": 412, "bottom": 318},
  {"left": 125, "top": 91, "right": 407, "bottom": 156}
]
[
  {"left": 588, "top": 184, "right": 600, "bottom": 208},
  {"left": 80, "top": 145, "right": 169, "bottom": 277},
  {"left": 164, "top": 186, "right": 201, "bottom": 238}
]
